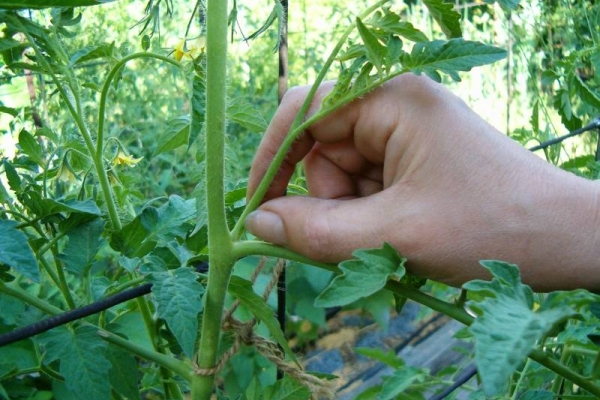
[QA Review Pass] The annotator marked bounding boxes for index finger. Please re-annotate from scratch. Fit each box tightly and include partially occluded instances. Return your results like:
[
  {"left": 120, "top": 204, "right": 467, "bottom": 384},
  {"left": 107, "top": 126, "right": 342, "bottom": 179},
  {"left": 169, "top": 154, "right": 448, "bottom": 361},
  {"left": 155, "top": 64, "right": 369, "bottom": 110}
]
[{"left": 247, "top": 75, "right": 426, "bottom": 201}]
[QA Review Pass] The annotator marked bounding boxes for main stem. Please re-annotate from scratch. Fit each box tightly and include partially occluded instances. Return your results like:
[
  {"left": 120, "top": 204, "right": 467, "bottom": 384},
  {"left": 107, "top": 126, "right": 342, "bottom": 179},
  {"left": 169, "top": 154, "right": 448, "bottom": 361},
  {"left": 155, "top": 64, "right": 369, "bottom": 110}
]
[{"left": 192, "top": 0, "right": 234, "bottom": 398}]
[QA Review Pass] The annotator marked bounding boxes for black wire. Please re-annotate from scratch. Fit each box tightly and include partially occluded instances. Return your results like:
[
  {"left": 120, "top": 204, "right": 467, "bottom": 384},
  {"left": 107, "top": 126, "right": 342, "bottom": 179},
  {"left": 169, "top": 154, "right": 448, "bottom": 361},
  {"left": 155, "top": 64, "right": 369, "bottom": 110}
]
[
  {"left": 428, "top": 363, "right": 477, "bottom": 400},
  {"left": 527, "top": 117, "right": 600, "bottom": 152},
  {"left": 0, "top": 283, "right": 152, "bottom": 347},
  {"left": 0, "top": 261, "right": 209, "bottom": 347}
]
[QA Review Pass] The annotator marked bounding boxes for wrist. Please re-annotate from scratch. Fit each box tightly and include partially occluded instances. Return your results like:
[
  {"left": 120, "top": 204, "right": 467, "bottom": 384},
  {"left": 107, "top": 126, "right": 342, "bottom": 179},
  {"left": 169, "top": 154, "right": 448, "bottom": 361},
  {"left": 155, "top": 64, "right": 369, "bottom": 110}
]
[{"left": 516, "top": 168, "right": 600, "bottom": 291}]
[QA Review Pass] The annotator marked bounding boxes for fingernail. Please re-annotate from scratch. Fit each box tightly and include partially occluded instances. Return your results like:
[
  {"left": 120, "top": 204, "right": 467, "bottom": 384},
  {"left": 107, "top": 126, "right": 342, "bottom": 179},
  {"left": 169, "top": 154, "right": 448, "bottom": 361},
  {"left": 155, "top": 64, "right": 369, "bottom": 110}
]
[{"left": 245, "top": 210, "right": 288, "bottom": 245}]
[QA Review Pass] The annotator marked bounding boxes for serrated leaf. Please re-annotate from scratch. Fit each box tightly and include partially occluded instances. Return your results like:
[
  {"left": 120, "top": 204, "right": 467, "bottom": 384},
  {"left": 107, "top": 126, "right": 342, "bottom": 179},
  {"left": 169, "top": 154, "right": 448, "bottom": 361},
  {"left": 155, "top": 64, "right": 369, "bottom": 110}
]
[
  {"left": 2, "top": 160, "right": 21, "bottom": 192},
  {"left": 227, "top": 98, "right": 268, "bottom": 132},
  {"left": 554, "top": 88, "right": 582, "bottom": 131},
  {"left": 245, "top": 1, "right": 284, "bottom": 51},
  {"left": 0, "top": 219, "right": 39, "bottom": 282},
  {"left": 106, "top": 345, "right": 141, "bottom": 400},
  {"left": 315, "top": 243, "right": 405, "bottom": 308},
  {"left": 402, "top": 39, "right": 506, "bottom": 82},
  {"left": 148, "top": 266, "right": 204, "bottom": 358},
  {"left": 572, "top": 73, "right": 600, "bottom": 109},
  {"left": 153, "top": 115, "right": 190, "bottom": 156},
  {"left": 366, "top": 10, "right": 428, "bottom": 42},
  {"left": 18, "top": 129, "right": 44, "bottom": 166},
  {"left": 264, "top": 375, "right": 311, "bottom": 400},
  {"left": 109, "top": 215, "right": 155, "bottom": 257},
  {"left": 423, "top": 0, "right": 462, "bottom": 38},
  {"left": 58, "top": 218, "right": 105, "bottom": 276},
  {"left": 69, "top": 43, "right": 115, "bottom": 66},
  {"left": 20, "top": 192, "right": 101, "bottom": 219},
  {"left": 228, "top": 275, "right": 298, "bottom": 365},
  {"left": 464, "top": 261, "right": 576, "bottom": 396},
  {"left": 39, "top": 326, "right": 111, "bottom": 400},
  {"left": 355, "top": 347, "right": 404, "bottom": 369},
  {"left": 139, "top": 195, "right": 196, "bottom": 246},
  {"left": 357, "top": 17, "right": 386, "bottom": 78},
  {"left": 0, "top": 341, "right": 38, "bottom": 378},
  {"left": 378, "top": 367, "right": 424, "bottom": 400}
]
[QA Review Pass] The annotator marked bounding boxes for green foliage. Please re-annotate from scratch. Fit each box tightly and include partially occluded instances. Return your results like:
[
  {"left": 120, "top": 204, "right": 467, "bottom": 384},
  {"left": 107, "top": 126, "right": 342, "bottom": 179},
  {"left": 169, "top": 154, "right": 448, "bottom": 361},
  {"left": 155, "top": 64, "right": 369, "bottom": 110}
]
[
  {"left": 39, "top": 326, "right": 112, "bottom": 400},
  {"left": 0, "top": 220, "right": 39, "bottom": 282},
  {"left": 464, "top": 261, "right": 576, "bottom": 396},
  {"left": 422, "top": 0, "right": 462, "bottom": 38},
  {"left": 148, "top": 266, "right": 205, "bottom": 358},
  {"left": 402, "top": 38, "right": 507, "bottom": 82},
  {"left": 314, "top": 243, "right": 405, "bottom": 308}
]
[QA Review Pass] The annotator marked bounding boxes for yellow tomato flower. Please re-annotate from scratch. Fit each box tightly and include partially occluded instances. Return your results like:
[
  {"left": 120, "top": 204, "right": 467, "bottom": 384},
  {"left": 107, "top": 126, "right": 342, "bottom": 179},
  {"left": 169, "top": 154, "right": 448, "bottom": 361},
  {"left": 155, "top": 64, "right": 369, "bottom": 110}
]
[
  {"left": 173, "top": 39, "right": 188, "bottom": 61},
  {"left": 173, "top": 37, "right": 205, "bottom": 61},
  {"left": 113, "top": 151, "right": 143, "bottom": 167}
]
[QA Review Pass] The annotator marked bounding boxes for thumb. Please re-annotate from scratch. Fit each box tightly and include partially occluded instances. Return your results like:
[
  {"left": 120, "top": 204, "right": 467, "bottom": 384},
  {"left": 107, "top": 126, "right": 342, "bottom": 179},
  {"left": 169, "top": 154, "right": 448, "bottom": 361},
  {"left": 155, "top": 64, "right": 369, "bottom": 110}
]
[{"left": 244, "top": 195, "right": 389, "bottom": 263}]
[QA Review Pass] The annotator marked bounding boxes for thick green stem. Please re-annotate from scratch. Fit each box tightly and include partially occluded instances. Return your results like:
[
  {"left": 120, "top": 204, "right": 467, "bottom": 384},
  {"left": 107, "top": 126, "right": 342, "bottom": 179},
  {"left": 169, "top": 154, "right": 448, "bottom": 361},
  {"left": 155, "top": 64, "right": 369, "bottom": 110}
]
[
  {"left": 192, "top": 0, "right": 234, "bottom": 398},
  {"left": 231, "top": 0, "right": 391, "bottom": 240}
]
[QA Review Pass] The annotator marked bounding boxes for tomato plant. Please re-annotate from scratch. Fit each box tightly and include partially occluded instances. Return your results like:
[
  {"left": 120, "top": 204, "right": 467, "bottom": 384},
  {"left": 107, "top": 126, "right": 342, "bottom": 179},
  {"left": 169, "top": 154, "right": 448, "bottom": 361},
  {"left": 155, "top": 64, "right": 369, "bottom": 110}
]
[{"left": 1, "top": 1, "right": 600, "bottom": 399}]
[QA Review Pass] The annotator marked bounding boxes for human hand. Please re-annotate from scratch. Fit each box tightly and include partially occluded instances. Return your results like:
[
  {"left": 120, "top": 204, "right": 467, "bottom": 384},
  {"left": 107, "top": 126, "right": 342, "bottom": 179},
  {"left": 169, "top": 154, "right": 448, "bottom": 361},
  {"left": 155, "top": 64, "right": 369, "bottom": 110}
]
[{"left": 245, "top": 74, "right": 600, "bottom": 290}]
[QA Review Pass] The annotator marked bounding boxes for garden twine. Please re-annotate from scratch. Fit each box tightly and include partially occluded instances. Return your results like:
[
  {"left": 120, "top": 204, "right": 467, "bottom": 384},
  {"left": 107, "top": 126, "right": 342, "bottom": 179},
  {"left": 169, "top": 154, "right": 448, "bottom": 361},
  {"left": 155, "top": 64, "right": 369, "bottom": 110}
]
[{"left": 194, "top": 259, "right": 335, "bottom": 399}]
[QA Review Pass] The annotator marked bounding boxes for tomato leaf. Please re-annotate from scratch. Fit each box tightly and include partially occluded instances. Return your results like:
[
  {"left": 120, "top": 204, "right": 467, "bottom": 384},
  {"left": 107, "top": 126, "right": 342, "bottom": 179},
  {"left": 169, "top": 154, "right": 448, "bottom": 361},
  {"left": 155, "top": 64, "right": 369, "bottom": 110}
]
[
  {"left": 228, "top": 275, "right": 298, "bottom": 365},
  {"left": 355, "top": 347, "right": 404, "bottom": 369},
  {"left": 148, "top": 266, "right": 205, "bottom": 358},
  {"left": 153, "top": 115, "right": 190, "bottom": 156},
  {"left": 69, "top": 43, "right": 116, "bottom": 66},
  {"left": 106, "top": 345, "right": 141, "bottom": 400},
  {"left": 227, "top": 98, "right": 268, "bottom": 132},
  {"left": 402, "top": 38, "right": 507, "bottom": 82},
  {"left": 0, "top": 219, "right": 39, "bottom": 282},
  {"left": 464, "top": 260, "right": 577, "bottom": 396},
  {"left": 366, "top": 9, "right": 428, "bottom": 42},
  {"left": 58, "top": 218, "right": 105, "bottom": 276},
  {"left": 263, "top": 375, "right": 311, "bottom": 400},
  {"left": 378, "top": 367, "right": 425, "bottom": 400},
  {"left": 356, "top": 17, "right": 387, "bottom": 78},
  {"left": 39, "top": 326, "right": 111, "bottom": 400},
  {"left": 423, "top": 0, "right": 462, "bottom": 38},
  {"left": 315, "top": 243, "right": 406, "bottom": 308},
  {"left": 572, "top": 73, "right": 600, "bottom": 110},
  {"left": 18, "top": 129, "right": 44, "bottom": 166}
]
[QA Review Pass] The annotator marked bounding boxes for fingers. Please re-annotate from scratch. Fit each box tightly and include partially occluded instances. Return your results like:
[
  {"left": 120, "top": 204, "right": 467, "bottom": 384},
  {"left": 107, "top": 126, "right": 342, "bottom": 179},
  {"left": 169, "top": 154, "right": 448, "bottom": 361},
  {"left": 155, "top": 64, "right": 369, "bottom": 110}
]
[
  {"left": 244, "top": 194, "right": 392, "bottom": 263},
  {"left": 247, "top": 82, "right": 336, "bottom": 201},
  {"left": 247, "top": 74, "right": 447, "bottom": 202}
]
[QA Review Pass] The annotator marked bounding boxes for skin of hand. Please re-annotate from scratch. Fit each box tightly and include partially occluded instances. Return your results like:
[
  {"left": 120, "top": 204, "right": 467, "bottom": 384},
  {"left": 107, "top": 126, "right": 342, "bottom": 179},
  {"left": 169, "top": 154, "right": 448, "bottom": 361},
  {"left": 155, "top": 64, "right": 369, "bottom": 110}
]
[{"left": 245, "top": 74, "right": 600, "bottom": 291}]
